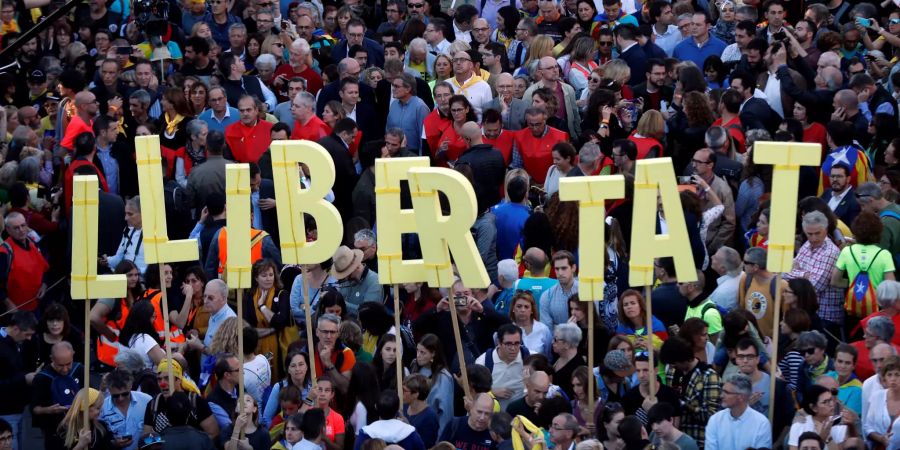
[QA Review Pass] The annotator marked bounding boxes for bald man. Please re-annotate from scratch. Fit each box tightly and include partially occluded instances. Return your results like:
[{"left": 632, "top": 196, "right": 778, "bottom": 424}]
[
  {"left": 448, "top": 49, "right": 492, "bottom": 120},
  {"left": 439, "top": 393, "right": 498, "bottom": 448},
  {"left": 506, "top": 371, "right": 550, "bottom": 423},
  {"left": 32, "top": 342, "right": 83, "bottom": 449},
  {"left": 833, "top": 88, "right": 869, "bottom": 146},
  {"left": 60, "top": 91, "right": 99, "bottom": 151},
  {"left": 485, "top": 73, "right": 526, "bottom": 130},
  {"left": 457, "top": 121, "right": 506, "bottom": 211},
  {"left": 522, "top": 57, "right": 580, "bottom": 138}
]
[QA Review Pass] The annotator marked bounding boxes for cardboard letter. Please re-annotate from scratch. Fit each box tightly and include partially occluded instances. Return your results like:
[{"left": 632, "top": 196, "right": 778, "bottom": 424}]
[
  {"left": 753, "top": 142, "right": 822, "bottom": 272},
  {"left": 559, "top": 175, "right": 625, "bottom": 300},
  {"left": 629, "top": 158, "right": 697, "bottom": 286},
  {"left": 406, "top": 167, "right": 489, "bottom": 288},
  {"left": 270, "top": 141, "right": 343, "bottom": 264},
  {"left": 225, "top": 164, "right": 252, "bottom": 288},
  {"left": 374, "top": 157, "right": 431, "bottom": 284},
  {"left": 135, "top": 136, "right": 199, "bottom": 264},
  {"left": 71, "top": 175, "right": 126, "bottom": 299}
]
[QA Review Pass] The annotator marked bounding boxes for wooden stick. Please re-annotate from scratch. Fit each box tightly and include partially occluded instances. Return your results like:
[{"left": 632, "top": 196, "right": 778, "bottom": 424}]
[
  {"left": 159, "top": 264, "right": 174, "bottom": 395},
  {"left": 645, "top": 285, "right": 656, "bottom": 401},
  {"left": 769, "top": 272, "right": 783, "bottom": 425},
  {"left": 302, "top": 266, "right": 317, "bottom": 387},
  {"left": 83, "top": 299, "right": 91, "bottom": 433},
  {"left": 587, "top": 302, "right": 595, "bottom": 415},
  {"left": 448, "top": 299, "right": 471, "bottom": 401},
  {"left": 393, "top": 285, "right": 403, "bottom": 406},
  {"left": 237, "top": 288, "right": 245, "bottom": 414}
]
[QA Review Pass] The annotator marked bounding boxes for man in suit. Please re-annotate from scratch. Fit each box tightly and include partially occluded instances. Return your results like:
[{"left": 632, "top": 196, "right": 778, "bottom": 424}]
[
  {"left": 632, "top": 58, "right": 673, "bottom": 111},
  {"left": 317, "top": 119, "right": 360, "bottom": 221},
  {"left": 330, "top": 19, "right": 385, "bottom": 70},
  {"left": 316, "top": 58, "right": 378, "bottom": 116},
  {"left": 337, "top": 77, "right": 380, "bottom": 143},
  {"left": 484, "top": 73, "right": 526, "bottom": 130},
  {"left": 614, "top": 23, "right": 647, "bottom": 86},
  {"left": 821, "top": 163, "right": 861, "bottom": 226},
  {"left": 731, "top": 71, "right": 779, "bottom": 134}
]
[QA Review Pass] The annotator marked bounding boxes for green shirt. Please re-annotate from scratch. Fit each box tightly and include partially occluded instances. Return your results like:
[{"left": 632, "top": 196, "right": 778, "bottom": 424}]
[
  {"left": 835, "top": 244, "right": 896, "bottom": 287},
  {"left": 685, "top": 299, "right": 723, "bottom": 335}
]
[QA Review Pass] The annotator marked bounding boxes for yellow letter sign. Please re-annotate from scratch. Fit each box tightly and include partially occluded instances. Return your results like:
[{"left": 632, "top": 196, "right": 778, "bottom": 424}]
[
  {"left": 225, "top": 164, "right": 252, "bottom": 288},
  {"left": 753, "top": 142, "right": 822, "bottom": 272},
  {"left": 406, "top": 167, "right": 490, "bottom": 288},
  {"left": 135, "top": 136, "right": 199, "bottom": 264},
  {"left": 559, "top": 175, "right": 625, "bottom": 301},
  {"left": 629, "top": 158, "right": 697, "bottom": 286},
  {"left": 71, "top": 175, "right": 126, "bottom": 299},
  {"left": 270, "top": 141, "right": 343, "bottom": 264},
  {"left": 374, "top": 157, "right": 431, "bottom": 285}
]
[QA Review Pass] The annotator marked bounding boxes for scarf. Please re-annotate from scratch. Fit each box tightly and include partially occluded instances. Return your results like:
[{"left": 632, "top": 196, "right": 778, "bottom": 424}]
[
  {"left": 253, "top": 287, "right": 275, "bottom": 326},
  {"left": 164, "top": 113, "right": 184, "bottom": 136},
  {"left": 116, "top": 116, "right": 127, "bottom": 136},
  {"left": 186, "top": 142, "right": 207, "bottom": 166}
]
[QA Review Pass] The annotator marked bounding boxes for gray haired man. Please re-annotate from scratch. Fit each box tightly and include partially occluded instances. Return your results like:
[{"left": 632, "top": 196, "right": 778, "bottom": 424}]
[{"left": 704, "top": 373, "right": 772, "bottom": 449}]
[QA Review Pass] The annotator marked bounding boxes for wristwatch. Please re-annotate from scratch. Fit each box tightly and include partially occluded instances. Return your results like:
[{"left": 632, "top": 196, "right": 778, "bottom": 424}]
[{"left": 599, "top": 124, "right": 609, "bottom": 129}]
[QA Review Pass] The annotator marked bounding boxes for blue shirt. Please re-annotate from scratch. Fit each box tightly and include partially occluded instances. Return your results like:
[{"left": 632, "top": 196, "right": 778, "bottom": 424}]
[
  {"left": 199, "top": 12, "right": 243, "bottom": 49},
  {"left": 539, "top": 278, "right": 579, "bottom": 328},
  {"left": 514, "top": 277, "right": 559, "bottom": 310},
  {"left": 202, "top": 304, "right": 237, "bottom": 385},
  {"left": 672, "top": 34, "right": 728, "bottom": 69},
  {"left": 490, "top": 201, "right": 531, "bottom": 260},
  {"left": 99, "top": 391, "right": 152, "bottom": 450},
  {"left": 251, "top": 191, "right": 262, "bottom": 229},
  {"left": 386, "top": 96, "right": 430, "bottom": 152},
  {"left": 96, "top": 145, "right": 119, "bottom": 195},
  {"left": 704, "top": 406, "right": 772, "bottom": 450},
  {"left": 199, "top": 107, "right": 240, "bottom": 133}
]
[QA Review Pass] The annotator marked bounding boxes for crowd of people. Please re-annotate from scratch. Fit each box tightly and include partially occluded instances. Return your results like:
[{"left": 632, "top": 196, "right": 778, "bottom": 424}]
[{"left": 4, "top": 0, "right": 900, "bottom": 447}]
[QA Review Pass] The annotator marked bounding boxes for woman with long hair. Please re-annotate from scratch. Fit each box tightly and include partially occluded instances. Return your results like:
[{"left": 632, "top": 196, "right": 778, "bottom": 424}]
[
  {"left": 782, "top": 278, "right": 822, "bottom": 331},
  {"left": 509, "top": 291, "right": 552, "bottom": 357},
  {"left": 596, "top": 402, "right": 625, "bottom": 450},
  {"left": 58, "top": 388, "right": 111, "bottom": 450},
  {"left": 544, "top": 193, "right": 579, "bottom": 252},
  {"left": 516, "top": 35, "right": 555, "bottom": 78},
  {"left": 571, "top": 366, "right": 598, "bottom": 432},
  {"left": 615, "top": 289, "right": 668, "bottom": 352},
  {"left": 737, "top": 146, "right": 773, "bottom": 237},
  {"left": 434, "top": 95, "right": 478, "bottom": 164},
  {"left": 492, "top": 6, "right": 520, "bottom": 48},
  {"left": 372, "top": 334, "right": 409, "bottom": 391},
  {"left": 262, "top": 351, "right": 312, "bottom": 428},
  {"left": 667, "top": 91, "right": 714, "bottom": 172},
  {"left": 289, "top": 259, "right": 337, "bottom": 326},
  {"left": 532, "top": 87, "right": 568, "bottom": 134},
  {"left": 867, "top": 112, "right": 899, "bottom": 167},
  {"left": 188, "top": 80, "right": 209, "bottom": 117},
  {"left": 174, "top": 120, "right": 208, "bottom": 187},
  {"left": 628, "top": 110, "right": 665, "bottom": 159},
  {"left": 156, "top": 87, "right": 193, "bottom": 151},
  {"left": 208, "top": 317, "right": 239, "bottom": 356},
  {"left": 118, "top": 300, "right": 164, "bottom": 369},
  {"left": 577, "top": 67, "right": 604, "bottom": 112},
  {"left": 428, "top": 54, "right": 454, "bottom": 90},
  {"left": 678, "top": 317, "right": 715, "bottom": 364},
  {"left": 565, "top": 36, "right": 597, "bottom": 98},
  {"left": 345, "top": 362, "right": 380, "bottom": 432},
  {"left": 90, "top": 260, "right": 143, "bottom": 369},
  {"left": 245, "top": 33, "right": 265, "bottom": 70},
  {"left": 409, "top": 334, "right": 454, "bottom": 435},
  {"left": 574, "top": 0, "right": 598, "bottom": 34},
  {"left": 401, "top": 282, "right": 441, "bottom": 330},
  {"left": 261, "top": 35, "right": 286, "bottom": 66},
  {"left": 141, "top": 263, "right": 185, "bottom": 350},
  {"left": 313, "top": 289, "right": 348, "bottom": 322},
  {"left": 271, "top": 413, "right": 303, "bottom": 450},
  {"left": 568, "top": 294, "right": 611, "bottom": 362},
  {"left": 544, "top": 142, "right": 577, "bottom": 197},
  {"left": 243, "top": 259, "right": 291, "bottom": 380}
]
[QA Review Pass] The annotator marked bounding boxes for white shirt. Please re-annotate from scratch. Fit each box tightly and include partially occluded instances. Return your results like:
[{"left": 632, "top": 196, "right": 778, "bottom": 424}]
[
  {"left": 863, "top": 374, "right": 886, "bottom": 424},
  {"left": 521, "top": 320, "right": 553, "bottom": 358},
  {"left": 705, "top": 406, "right": 772, "bottom": 450},
  {"left": 243, "top": 354, "right": 271, "bottom": 405},
  {"left": 449, "top": 73, "right": 493, "bottom": 121},
  {"left": 429, "top": 39, "right": 451, "bottom": 55},
  {"left": 127, "top": 334, "right": 159, "bottom": 369},
  {"left": 453, "top": 22, "right": 472, "bottom": 44},
  {"left": 762, "top": 70, "right": 784, "bottom": 118},
  {"left": 475, "top": 348, "right": 525, "bottom": 410},
  {"left": 722, "top": 43, "right": 742, "bottom": 62},
  {"left": 827, "top": 187, "right": 851, "bottom": 212},
  {"left": 653, "top": 25, "right": 683, "bottom": 56},
  {"left": 788, "top": 415, "right": 848, "bottom": 446},
  {"left": 710, "top": 273, "right": 741, "bottom": 312}
]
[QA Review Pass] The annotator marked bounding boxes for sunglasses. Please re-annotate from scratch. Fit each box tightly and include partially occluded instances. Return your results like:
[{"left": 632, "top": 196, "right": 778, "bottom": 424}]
[
  {"left": 800, "top": 348, "right": 818, "bottom": 355},
  {"left": 110, "top": 392, "right": 131, "bottom": 399},
  {"left": 598, "top": 41, "right": 613, "bottom": 46},
  {"left": 892, "top": 18, "right": 900, "bottom": 24}
]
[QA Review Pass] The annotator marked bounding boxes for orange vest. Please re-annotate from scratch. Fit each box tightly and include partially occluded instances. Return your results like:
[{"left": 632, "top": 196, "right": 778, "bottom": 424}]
[
  {"left": 143, "top": 289, "right": 186, "bottom": 344},
  {"left": 627, "top": 134, "right": 664, "bottom": 160},
  {"left": 216, "top": 228, "right": 268, "bottom": 276},
  {"left": 96, "top": 297, "right": 130, "bottom": 366}
]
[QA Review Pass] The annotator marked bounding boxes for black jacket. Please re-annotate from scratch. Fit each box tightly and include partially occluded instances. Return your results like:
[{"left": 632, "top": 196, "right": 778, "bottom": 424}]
[
  {"left": 778, "top": 65, "right": 836, "bottom": 125},
  {"left": 98, "top": 189, "right": 126, "bottom": 258},
  {"left": 161, "top": 425, "right": 216, "bottom": 450},
  {"left": 456, "top": 144, "right": 506, "bottom": 212},
  {"left": 0, "top": 333, "right": 38, "bottom": 415},
  {"left": 632, "top": 82, "right": 674, "bottom": 112},
  {"left": 821, "top": 188, "right": 861, "bottom": 226},
  {"left": 739, "top": 97, "right": 780, "bottom": 135},
  {"left": 316, "top": 79, "right": 378, "bottom": 117},
  {"left": 317, "top": 134, "right": 359, "bottom": 221},
  {"left": 259, "top": 178, "right": 279, "bottom": 246},
  {"left": 412, "top": 304, "right": 510, "bottom": 373},
  {"left": 619, "top": 44, "right": 648, "bottom": 86}
]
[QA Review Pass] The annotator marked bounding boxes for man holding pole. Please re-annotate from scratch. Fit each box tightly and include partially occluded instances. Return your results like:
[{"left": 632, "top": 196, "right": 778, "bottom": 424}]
[{"left": 309, "top": 314, "right": 354, "bottom": 393}]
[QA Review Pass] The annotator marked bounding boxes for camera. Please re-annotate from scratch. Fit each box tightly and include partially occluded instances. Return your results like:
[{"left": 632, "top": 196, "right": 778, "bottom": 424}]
[
  {"left": 677, "top": 176, "right": 693, "bottom": 185},
  {"left": 773, "top": 31, "right": 787, "bottom": 41},
  {"left": 453, "top": 296, "right": 468, "bottom": 307}
]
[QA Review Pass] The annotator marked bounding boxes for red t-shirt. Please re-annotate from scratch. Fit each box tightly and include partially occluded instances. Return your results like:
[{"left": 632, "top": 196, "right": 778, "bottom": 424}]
[
  {"left": 60, "top": 115, "right": 94, "bottom": 151},
  {"left": 224, "top": 120, "right": 274, "bottom": 163},
  {"left": 712, "top": 116, "right": 746, "bottom": 154},
  {"left": 324, "top": 408, "right": 345, "bottom": 441},
  {"left": 291, "top": 115, "right": 331, "bottom": 141},
  {"left": 274, "top": 63, "right": 324, "bottom": 97},
  {"left": 803, "top": 122, "right": 828, "bottom": 151},
  {"left": 312, "top": 346, "right": 356, "bottom": 378}
]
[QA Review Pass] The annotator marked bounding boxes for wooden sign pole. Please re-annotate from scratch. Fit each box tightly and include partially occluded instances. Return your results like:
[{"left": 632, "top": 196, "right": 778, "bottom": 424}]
[
  {"left": 768, "top": 273, "right": 784, "bottom": 425},
  {"left": 448, "top": 301, "right": 472, "bottom": 401},
  {"left": 392, "top": 285, "right": 404, "bottom": 405},
  {"left": 302, "top": 266, "right": 317, "bottom": 387},
  {"left": 587, "top": 305, "right": 594, "bottom": 415},
  {"left": 237, "top": 288, "right": 245, "bottom": 418},
  {"left": 158, "top": 264, "right": 174, "bottom": 395},
  {"left": 83, "top": 300, "right": 91, "bottom": 432},
  {"left": 645, "top": 285, "right": 656, "bottom": 401}
]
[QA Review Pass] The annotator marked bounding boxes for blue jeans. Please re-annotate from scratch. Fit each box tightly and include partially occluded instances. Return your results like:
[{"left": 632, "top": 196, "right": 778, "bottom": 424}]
[{"left": 0, "top": 413, "right": 22, "bottom": 450}]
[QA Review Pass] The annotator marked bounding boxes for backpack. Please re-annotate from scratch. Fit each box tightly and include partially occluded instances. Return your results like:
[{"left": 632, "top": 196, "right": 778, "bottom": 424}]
[
  {"left": 740, "top": 273, "right": 778, "bottom": 318},
  {"left": 36, "top": 363, "right": 84, "bottom": 407},
  {"left": 483, "top": 345, "right": 530, "bottom": 372},
  {"left": 844, "top": 247, "right": 886, "bottom": 318},
  {"left": 700, "top": 301, "right": 729, "bottom": 320}
]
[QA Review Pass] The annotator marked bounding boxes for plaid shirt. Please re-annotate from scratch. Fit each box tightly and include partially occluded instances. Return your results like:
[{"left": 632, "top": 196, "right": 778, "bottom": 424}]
[
  {"left": 665, "top": 362, "right": 721, "bottom": 447},
  {"left": 785, "top": 238, "right": 844, "bottom": 324}
]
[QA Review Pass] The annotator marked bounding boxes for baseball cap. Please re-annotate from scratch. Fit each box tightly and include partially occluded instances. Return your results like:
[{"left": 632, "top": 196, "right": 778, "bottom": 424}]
[{"left": 28, "top": 70, "right": 46, "bottom": 84}]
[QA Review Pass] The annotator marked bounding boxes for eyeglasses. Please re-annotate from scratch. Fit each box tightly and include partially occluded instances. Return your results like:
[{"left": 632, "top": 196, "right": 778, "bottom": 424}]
[
  {"left": 743, "top": 260, "right": 757, "bottom": 266},
  {"left": 691, "top": 158, "right": 712, "bottom": 164},
  {"left": 589, "top": 77, "right": 602, "bottom": 82},
  {"left": 598, "top": 41, "right": 613, "bottom": 46},
  {"left": 634, "top": 350, "right": 649, "bottom": 358},
  {"left": 452, "top": 57, "right": 471, "bottom": 64},
  {"left": 408, "top": 2, "right": 424, "bottom": 7},
  {"left": 110, "top": 392, "right": 130, "bottom": 399},
  {"left": 501, "top": 341, "right": 522, "bottom": 347},
  {"left": 735, "top": 353, "right": 758, "bottom": 360}
]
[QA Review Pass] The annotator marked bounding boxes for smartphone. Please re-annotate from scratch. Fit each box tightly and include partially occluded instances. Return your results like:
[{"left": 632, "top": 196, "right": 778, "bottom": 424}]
[
  {"left": 677, "top": 176, "right": 693, "bottom": 184},
  {"left": 830, "top": 414, "right": 842, "bottom": 426},
  {"left": 116, "top": 46, "right": 131, "bottom": 55},
  {"left": 773, "top": 30, "right": 787, "bottom": 41},
  {"left": 856, "top": 17, "right": 873, "bottom": 27},
  {"left": 281, "top": 20, "right": 289, "bottom": 30}
]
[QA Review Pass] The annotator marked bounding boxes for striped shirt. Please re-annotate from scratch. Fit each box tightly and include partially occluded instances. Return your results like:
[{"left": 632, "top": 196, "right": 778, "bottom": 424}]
[
  {"left": 665, "top": 362, "right": 721, "bottom": 448},
  {"left": 785, "top": 239, "right": 843, "bottom": 323}
]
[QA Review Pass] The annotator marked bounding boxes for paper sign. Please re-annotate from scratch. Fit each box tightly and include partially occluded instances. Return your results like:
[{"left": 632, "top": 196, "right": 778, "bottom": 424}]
[
  {"left": 225, "top": 164, "right": 252, "bottom": 288},
  {"left": 753, "top": 142, "right": 822, "bottom": 272},
  {"left": 629, "top": 158, "right": 698, "bottom": 286},
  {"left": 269, "top": 141, "right": 343, "bottom": 264},
  {"left": 559, "top": 175, "right": 625, "bottom": 301},
  {"left": 135, "top": 136, "right": 199, "bottom": 264},
  {"left": 71, "top": 175, "right": 127, "bottom": 299},
  {"left": 374, "top": 157, "right": 431, "bottom": 285},
  {"left": 407, "top": 167, "right": 490, "bottom": 288}
]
